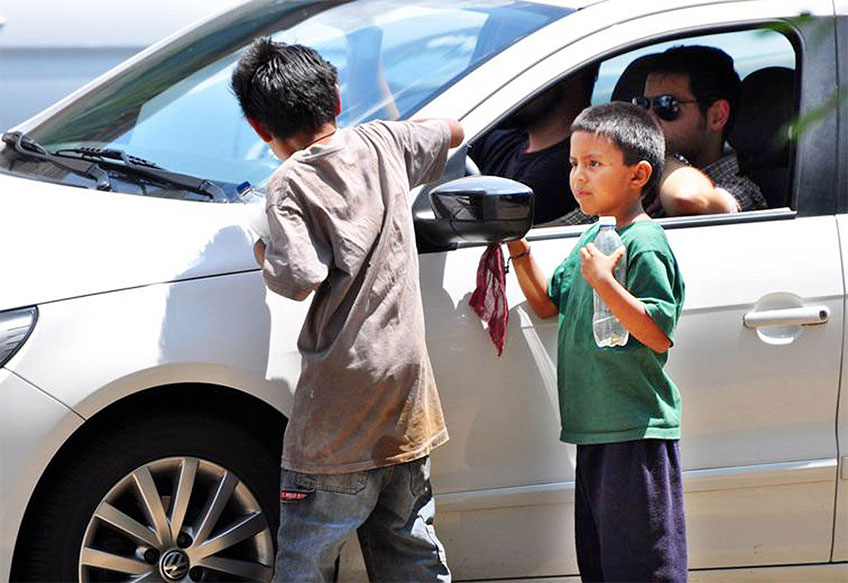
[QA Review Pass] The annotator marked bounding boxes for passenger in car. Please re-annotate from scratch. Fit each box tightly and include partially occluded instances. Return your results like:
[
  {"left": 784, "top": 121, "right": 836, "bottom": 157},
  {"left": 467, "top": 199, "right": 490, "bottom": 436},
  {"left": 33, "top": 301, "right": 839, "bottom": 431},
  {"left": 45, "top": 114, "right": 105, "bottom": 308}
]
[
  {"left": 505, "top": 102, "right": 687, "bottom": 581},
  {"left": 231, "top": 38, "right": 463, "bottom": 582},
  {"left": 469, "top": 66, "right": 598, "bottom": 224},
  {"left": 635, "top": 45, "right": 768, "bottom": 216}
]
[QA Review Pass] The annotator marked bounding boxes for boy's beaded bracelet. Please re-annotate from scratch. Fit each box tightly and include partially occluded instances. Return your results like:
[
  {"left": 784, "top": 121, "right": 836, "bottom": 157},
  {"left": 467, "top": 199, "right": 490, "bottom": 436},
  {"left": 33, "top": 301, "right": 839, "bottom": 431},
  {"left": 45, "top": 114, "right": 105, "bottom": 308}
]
[
  {"left": 510, "top": 246, "right": 531, "bottom": 261},
  {"left": 505, "top": 246, "right": 530, "bottom": 274}
]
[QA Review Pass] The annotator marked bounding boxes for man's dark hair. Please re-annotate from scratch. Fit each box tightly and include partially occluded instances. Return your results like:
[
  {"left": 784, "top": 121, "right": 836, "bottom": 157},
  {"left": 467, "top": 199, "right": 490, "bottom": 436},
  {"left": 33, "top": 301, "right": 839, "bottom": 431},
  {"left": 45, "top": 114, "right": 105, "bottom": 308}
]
[
  {"left": 231, "top": 38, "right": 338, "bottom": 139},
  {"left": 649, "top": 45, "right": 741, "bottom": 135},
  {"left": 502, "top": 62, "right": 600, "bottom": 130},
  {"left": 571, "top": 102, "right": 666, "bottom": 196}
]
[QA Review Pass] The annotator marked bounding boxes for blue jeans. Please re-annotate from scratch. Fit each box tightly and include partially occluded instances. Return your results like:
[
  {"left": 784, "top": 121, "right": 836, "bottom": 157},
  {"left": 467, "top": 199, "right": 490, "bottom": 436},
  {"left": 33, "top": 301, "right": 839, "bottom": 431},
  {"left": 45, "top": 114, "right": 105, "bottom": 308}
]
[{"left": 274, "top": 456, "right": 450, "bottom": 582}]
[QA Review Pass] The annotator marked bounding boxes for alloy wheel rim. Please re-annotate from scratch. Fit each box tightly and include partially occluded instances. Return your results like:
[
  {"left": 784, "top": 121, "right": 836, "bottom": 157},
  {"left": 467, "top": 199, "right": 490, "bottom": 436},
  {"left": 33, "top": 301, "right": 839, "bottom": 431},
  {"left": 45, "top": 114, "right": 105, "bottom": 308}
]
[{"left": 79, "top": 457, "right": 274, "bottom": 582}]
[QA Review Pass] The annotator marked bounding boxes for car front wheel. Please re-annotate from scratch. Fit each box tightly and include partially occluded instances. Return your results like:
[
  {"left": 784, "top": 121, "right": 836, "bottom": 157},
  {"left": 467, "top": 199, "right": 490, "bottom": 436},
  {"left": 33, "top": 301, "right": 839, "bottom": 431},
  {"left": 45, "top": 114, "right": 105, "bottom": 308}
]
[{"left": 13, "top": 410, "right": 279, "bottom": 582}]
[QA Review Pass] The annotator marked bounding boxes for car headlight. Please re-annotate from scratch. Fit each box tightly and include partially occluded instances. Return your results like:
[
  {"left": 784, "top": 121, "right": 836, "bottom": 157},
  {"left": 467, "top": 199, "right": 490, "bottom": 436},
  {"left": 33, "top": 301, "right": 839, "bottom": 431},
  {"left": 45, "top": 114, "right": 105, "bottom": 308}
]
[{"left": 0, "top": 307, "right": 37, "bottom": 368}]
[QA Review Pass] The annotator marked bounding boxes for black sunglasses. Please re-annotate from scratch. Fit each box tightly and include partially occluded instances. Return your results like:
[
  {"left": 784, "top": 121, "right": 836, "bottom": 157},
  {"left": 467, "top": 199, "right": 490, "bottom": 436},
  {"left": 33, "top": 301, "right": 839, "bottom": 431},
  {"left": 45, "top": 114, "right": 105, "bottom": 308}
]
[{"left": 631, "top": 94, "right": 698, "bottom": 121}]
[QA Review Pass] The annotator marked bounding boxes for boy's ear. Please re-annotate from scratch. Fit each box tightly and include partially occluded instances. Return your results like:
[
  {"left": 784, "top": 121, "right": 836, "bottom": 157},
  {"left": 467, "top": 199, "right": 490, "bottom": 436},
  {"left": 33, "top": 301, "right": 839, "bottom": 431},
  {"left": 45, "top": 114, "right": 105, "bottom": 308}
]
[
  {"left": 630, "top": 160, "right": 653, "bottom": 190},
  {"left": 334, "top": 83, "right": 342, "bottom": 116},
  {"left": 247, "top": 117, "right": 274, "bottom": 143}
]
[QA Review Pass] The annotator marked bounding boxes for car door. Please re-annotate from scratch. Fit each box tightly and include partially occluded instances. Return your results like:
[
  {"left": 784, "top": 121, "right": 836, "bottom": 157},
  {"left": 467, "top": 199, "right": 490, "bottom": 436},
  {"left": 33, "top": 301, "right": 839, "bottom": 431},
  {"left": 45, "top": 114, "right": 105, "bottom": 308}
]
[{"left": 412, "top": 0, "right": 842, "bottom": 579}]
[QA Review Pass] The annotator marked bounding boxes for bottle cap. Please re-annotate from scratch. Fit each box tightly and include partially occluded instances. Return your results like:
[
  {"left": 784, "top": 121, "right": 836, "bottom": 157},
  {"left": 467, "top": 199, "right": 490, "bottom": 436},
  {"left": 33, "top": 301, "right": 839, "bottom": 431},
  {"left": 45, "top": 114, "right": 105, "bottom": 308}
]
[
  {"left": 236, "top": 181, "right": 251, "bottom": 194},
  {"left": 598, "top": 216, "right": 616, "bottom": 227}
]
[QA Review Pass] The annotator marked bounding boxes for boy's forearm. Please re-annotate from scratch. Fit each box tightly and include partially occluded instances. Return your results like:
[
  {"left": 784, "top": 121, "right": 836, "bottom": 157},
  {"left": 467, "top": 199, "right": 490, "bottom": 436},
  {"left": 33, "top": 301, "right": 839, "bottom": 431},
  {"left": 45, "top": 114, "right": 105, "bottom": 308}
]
[
  {"left": 445, "top": 119, "right": 464, "bottom": 148},
  {"left": 254, "top": 239, "right": 266, "bottom": 267},
  {"left": 592, "top": 275, "right": 671, "bottom": 353},
  {"left": 411, "top": 118, "right": 464, "bottom": 147},
  {"left": 505, "top": 239, "right": 558, "bottom": 319}
]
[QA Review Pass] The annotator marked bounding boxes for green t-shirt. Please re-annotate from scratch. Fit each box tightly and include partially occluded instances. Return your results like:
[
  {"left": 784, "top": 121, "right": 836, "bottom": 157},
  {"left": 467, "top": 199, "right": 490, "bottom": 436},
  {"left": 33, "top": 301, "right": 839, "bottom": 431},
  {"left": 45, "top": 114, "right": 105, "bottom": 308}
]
[{"left": 548, "top": 219, "right": 685, "bottom": 444}]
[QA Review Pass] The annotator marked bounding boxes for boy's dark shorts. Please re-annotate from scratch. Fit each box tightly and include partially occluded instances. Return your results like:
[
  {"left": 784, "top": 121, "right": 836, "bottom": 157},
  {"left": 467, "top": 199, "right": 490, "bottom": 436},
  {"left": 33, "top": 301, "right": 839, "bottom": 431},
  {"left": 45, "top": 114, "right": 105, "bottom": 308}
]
[{"left": 575, "top": 439, "right": 687, "bottom": 582}]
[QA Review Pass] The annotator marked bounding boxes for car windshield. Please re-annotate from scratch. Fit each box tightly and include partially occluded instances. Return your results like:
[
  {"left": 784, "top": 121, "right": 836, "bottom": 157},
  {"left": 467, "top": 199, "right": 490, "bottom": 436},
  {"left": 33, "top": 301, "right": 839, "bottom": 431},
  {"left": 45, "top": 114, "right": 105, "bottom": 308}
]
[{"left": 6, "top": 0, "right": 571, "bottom": 198}]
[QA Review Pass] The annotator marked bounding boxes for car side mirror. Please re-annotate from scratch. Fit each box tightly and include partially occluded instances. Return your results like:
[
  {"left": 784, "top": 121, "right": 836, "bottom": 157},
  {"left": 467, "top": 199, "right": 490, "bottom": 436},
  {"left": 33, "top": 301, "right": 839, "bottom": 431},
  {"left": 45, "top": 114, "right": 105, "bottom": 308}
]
[{"left": 428, "top": 176, "right": 534, "bottom": 245}]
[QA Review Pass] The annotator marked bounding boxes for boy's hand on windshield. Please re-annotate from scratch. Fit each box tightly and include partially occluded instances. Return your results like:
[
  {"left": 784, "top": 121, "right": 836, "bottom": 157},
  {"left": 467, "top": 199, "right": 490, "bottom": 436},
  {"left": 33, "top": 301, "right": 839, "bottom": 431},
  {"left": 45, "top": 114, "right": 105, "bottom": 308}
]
[
  {"left": 254, "top": 239, "right": 267, "bottom": 267},
  {"left": 580, "top": 243, "right": 625, "bottom": 289}
]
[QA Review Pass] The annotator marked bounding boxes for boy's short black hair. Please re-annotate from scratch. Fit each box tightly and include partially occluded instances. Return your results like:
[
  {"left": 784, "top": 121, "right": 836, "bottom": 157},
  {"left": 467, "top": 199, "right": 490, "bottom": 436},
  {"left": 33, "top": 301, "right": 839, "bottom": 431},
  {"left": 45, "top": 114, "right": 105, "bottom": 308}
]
[
  {"left": 231, "top": 38, "right": 338, "bottom": 139},
  {"left": 571, "top": 102, "right": 666, "bottom": 196},
  {"left": 649, "top": 45, "right": 741, "bottom": 135}
]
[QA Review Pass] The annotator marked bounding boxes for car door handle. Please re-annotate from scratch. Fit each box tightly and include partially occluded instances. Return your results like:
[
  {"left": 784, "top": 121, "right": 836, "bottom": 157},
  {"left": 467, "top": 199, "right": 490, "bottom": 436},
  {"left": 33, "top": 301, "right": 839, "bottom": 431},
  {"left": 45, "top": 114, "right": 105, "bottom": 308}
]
[{"left": 743, "top": 306, "right": 830, "bottom": 328}]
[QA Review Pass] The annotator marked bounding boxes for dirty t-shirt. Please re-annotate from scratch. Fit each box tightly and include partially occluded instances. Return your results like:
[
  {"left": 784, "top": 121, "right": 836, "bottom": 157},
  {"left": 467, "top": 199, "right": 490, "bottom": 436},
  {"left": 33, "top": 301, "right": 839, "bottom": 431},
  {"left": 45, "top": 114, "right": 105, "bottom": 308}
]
[
  {"left": 263, "top": 120, "right": 451, "bottom": 474},
  {"left": 548, "top": 219, "right": 685, "bottom": 444}
]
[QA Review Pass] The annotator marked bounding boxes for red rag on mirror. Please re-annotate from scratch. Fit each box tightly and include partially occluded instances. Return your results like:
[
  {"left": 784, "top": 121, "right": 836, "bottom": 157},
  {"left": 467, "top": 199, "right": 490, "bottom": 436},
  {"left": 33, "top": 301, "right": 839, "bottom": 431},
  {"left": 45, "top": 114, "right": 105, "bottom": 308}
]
[{"left": 469, "top": 243, "right": 508, "bottom": 356}]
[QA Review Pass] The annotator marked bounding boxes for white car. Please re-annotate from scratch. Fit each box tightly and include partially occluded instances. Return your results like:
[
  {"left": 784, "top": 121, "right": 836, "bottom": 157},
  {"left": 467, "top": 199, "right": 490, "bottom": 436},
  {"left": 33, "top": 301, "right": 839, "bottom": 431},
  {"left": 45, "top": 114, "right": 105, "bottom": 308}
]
[{"left": 1, "top": 0, "right": 847, "bottom": 581}]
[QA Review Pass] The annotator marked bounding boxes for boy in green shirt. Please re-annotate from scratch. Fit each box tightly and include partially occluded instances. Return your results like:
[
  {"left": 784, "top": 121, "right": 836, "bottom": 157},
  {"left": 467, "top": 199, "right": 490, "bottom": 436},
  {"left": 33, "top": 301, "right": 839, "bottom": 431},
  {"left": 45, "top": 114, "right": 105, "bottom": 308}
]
[{"left": 507, "top": 102, "right": 687, "bottom": 581}]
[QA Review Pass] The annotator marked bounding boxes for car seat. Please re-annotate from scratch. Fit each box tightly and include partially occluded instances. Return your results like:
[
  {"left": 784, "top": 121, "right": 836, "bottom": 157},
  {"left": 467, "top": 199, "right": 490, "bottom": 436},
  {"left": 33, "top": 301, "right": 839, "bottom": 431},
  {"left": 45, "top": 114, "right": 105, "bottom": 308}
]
[{"left": 728, "top": 66, "right": 796, "bottom": 209}]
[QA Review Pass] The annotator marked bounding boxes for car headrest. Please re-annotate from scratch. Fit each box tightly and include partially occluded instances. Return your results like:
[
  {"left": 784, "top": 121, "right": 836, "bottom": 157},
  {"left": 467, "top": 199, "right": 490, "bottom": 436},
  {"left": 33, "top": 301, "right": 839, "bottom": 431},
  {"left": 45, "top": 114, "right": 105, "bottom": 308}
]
[
  {"left": 610, "top": 53, "right": 658, "bottom": 103},
  {"left": 728, "top": 67, "right": 795, "bottom": 168}
]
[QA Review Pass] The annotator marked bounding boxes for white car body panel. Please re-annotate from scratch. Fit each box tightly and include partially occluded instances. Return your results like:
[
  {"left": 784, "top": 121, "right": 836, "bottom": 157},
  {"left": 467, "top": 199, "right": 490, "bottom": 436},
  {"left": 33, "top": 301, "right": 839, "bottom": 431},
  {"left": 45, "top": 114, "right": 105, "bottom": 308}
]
[
  {"left": 0, "top": 172, "right": 258, "bottom": 310},
  {"left": 6, "top": 274, "right": 299, "bottom": 419},
  {"left": 0, "top": 370, "right": 83, "bottom": 582},
  {"left": 834, "top": 214, "right": 848, "bottom": 563}
]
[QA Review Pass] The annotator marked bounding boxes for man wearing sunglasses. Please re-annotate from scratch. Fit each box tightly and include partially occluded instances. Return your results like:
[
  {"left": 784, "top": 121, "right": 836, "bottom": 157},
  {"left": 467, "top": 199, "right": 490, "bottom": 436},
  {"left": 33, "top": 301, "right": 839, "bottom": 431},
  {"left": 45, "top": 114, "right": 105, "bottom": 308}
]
[{"left": 634, "top": 45, "right": 767, "bottom": 217}]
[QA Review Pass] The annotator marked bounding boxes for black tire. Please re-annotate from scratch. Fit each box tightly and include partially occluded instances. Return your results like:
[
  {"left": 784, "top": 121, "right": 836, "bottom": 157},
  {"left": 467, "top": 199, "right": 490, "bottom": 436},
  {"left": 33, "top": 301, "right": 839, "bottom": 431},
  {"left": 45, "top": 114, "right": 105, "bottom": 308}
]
[{"left": 12, "top": 410, "right": 279, "bottom": 582}]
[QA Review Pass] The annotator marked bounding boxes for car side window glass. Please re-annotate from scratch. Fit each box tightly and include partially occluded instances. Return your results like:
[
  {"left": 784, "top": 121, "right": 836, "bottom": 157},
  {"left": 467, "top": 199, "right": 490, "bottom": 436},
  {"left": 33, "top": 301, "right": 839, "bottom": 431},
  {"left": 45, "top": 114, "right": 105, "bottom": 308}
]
[
  {"left": 595, "top": 29, "right": 797, "bottom": 214},
  {"left": 468, "top": 27, "right": 798, "bottom": 229}
]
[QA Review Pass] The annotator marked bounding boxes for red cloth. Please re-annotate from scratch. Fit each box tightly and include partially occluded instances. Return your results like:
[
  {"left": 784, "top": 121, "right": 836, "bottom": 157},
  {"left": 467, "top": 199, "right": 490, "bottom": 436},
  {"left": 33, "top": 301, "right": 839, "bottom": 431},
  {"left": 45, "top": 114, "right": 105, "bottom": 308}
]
[{"left": 469, "top": 244, "right": 509, "bottom": 356}]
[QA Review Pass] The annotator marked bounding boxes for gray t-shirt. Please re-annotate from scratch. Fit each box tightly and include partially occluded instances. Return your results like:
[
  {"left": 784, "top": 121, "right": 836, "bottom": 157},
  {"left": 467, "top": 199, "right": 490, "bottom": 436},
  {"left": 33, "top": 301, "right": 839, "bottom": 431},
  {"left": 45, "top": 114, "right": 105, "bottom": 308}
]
[{"left": 263, "top": 119, "right": 451, "bottom": 474}]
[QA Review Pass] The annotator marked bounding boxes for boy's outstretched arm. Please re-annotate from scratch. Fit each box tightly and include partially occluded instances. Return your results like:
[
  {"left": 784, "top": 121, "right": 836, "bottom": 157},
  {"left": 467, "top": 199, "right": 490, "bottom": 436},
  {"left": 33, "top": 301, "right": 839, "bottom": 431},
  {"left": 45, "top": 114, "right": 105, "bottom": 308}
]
[
  {"left": 412, "top": 118, "right": 464, "bottom": 148},
  {"left": 505, "top": 238, "right": 558, "bottom": 319},
  {"left": 444, "top": 119, "right": 464, "bottom": 148},
  {"left": 580, "top": 243, "right": 671, "bottom": 353}
]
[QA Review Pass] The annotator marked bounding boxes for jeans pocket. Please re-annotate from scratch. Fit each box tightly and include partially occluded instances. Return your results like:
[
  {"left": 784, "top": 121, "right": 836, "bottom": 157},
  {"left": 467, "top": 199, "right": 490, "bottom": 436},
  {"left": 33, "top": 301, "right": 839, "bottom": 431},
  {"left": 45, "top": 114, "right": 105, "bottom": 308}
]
[
  {"left": 409, "top": 456, "right": 431, "bottom": 498},
  {"left": 293, "top": 470, "right": 369, "bottom": 495}
]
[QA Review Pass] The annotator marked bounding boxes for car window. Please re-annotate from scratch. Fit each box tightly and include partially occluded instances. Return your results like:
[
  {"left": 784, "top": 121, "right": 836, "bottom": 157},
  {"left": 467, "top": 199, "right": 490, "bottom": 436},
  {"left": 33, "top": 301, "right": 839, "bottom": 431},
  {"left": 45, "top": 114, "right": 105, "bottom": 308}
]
[
  {"left": 5, "top": 0, "right": 570, "bottom": 201},
  {"left": 466, "top": 26, "right": 798, "bottom": 229},
  {"left": 594, "top": 28, "right": 797, "bottom": 213},
  {"left": 592, "top": 30, "right": 795, "bottom": 104}
]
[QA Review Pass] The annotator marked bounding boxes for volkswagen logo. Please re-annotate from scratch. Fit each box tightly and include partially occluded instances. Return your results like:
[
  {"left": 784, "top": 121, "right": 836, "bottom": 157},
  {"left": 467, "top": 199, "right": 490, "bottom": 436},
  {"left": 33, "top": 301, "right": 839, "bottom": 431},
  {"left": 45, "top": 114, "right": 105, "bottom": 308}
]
[{"left": 160, "top": 549, "right": 190, "bottom": 581}]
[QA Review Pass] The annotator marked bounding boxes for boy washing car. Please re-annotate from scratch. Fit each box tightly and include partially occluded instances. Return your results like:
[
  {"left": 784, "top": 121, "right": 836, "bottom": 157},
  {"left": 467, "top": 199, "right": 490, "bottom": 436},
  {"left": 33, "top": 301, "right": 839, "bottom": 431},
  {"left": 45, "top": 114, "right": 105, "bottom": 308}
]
[{"left": 231, "top": 38, "right": 463, "bottom": 582}]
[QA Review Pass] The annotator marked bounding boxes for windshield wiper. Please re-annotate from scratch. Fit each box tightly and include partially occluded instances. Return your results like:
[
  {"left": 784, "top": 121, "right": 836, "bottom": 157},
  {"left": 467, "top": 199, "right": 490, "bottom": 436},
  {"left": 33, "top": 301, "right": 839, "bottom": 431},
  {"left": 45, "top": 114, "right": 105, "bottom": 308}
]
[
  {"left": 54, "top": 146, "right": 162, "bottom": 169},
  {"left": 2, "top": 132, "right": 230, "bottom": 201},
  {"left": 52, "top": 145, "right": 229, "bottom": 202},
  {"left": 2, "top": 131, "right": 112, "bottom": 190}
]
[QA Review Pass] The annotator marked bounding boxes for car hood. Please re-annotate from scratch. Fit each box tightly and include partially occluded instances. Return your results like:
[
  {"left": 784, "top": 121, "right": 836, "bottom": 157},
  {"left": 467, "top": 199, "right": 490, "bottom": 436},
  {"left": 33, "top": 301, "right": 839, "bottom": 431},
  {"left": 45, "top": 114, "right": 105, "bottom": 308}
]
[{"left": 0, "top": 172, "right": 259, "bottom": 311}]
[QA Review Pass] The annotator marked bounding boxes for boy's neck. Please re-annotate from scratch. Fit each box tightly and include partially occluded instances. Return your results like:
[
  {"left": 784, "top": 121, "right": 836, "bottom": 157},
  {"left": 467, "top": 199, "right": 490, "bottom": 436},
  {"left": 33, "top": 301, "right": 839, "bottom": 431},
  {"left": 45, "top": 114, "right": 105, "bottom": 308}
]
[
  {"left": 300, "top": 122, "right": 338, "bottom": 149},
  {"left": 612, "top": 199, "right": 649, "bottom": 228},
  {"left": 277, "top": 122, "right": 338, "bottom": 159}
]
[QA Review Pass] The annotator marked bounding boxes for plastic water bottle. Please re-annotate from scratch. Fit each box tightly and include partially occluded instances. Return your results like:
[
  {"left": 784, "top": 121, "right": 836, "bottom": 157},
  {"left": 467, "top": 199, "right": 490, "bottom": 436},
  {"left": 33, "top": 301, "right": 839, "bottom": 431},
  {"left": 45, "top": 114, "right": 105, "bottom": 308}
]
[
  {"left": 236, "top": 181, "right": 270, "bottom": 242},
  {"left": 593, "top": 216, "right": 629, "bottom": 347}
]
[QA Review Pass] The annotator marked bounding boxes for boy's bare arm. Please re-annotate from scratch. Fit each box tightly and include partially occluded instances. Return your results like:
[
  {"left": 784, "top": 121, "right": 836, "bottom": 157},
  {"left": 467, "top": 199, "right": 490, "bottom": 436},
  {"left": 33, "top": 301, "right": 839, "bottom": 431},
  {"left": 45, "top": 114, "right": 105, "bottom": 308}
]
[
  {"left": 444, "top": 119, "right": 464, "bottom": 148},
  {"left": 254, "top": 239, "right": 266, "bottom": 266},
  {"left": 505, "top": 238, "right": 558, "bottom": 319},
  {"left": 580, "top": 243, "right": 671, "bottom": 353},
  {"left": 412, "top": 118, "right": 464, "bottom": 148}
]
